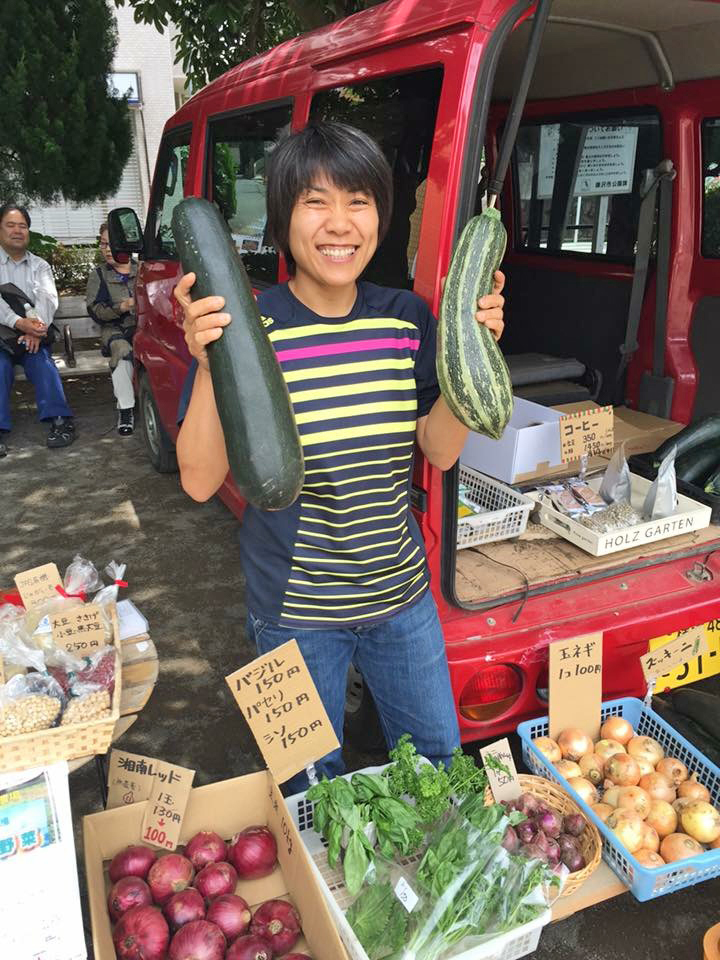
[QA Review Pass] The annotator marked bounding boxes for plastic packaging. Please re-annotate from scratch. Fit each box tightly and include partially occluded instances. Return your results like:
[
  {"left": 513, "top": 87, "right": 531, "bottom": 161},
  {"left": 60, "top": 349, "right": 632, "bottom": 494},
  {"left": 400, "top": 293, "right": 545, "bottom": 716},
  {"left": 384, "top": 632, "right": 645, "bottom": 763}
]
[
  {"left": 62, "top": 554, "right": 103, "bottom": 601},
  {"left": 92, "top": 560, "right": 127, "bottom": 611},
  {"left": 599, "top": 442, "right": 632, "bottom": 505},
  {"left": 47, "top": 646, "right": 116, "bottom": 698},
  {"left": 0, "top": 673, "right": 66, "bottom": 737},
  {"left": 0, "top": 604, "right": 46, "bottom": 674},
  {"left": 643, "top": 446, "right": 678, "bottom": 520}
]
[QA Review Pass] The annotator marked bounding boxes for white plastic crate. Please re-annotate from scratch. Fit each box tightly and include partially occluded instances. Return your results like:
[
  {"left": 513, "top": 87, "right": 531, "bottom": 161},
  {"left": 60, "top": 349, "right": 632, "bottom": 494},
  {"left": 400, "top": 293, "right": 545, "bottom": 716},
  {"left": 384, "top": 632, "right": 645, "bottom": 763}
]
[
  {"left": 457, "top": 466, "right": 533, "bottom": 550},
  {"left": 286, "top": 766, "right": 550, "bottom": 960}
]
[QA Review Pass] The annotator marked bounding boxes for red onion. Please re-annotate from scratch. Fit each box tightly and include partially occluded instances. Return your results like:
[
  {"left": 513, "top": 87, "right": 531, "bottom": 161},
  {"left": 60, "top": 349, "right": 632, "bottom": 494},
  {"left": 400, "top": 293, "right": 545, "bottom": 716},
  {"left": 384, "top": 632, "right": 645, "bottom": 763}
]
[
  {"left": 563, "top": 813, "right": 586, "bottom": 837},
  {"left": 113, "top": 905, "right": 169, "bottom": 960},
  {"left": 536, "top": 809, "right": 563, "bottom": 839},
  {"left": 206, "top": 894, "right": 251, "bottom": 941},
  {"left": 250, "top": 899, "right": 301, "bottom": 955},
  {"left": 168, "top": 919, "right": 226, "bottom": 960},
  {"left": 194, "top": 860, "right": 238, "bottom": 901},
  {"left": 109, "top": 845, "right": 157, "bottom": 884},
  {"left": 164, "top": 888, "right": 206, "bottom": 931},
  {"left": 228, "top": 826, "right": 277, "bottom": 880},
  {"left": 147, "top": 853, "right": 194, "bottom": 905},
  {"left": 108, "top": 876, "right": 153, "bottom": 921},
  {"left": 226, "top": 934, "right": 274, "bottom": 960},
  {"left": 184, "top": 831, "right": 228, "bottom": 870}
]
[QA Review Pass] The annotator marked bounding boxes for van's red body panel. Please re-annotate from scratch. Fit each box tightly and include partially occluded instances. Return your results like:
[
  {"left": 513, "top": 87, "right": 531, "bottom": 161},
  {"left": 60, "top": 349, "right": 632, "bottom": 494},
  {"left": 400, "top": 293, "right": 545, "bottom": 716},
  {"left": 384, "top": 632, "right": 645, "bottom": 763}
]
[{"left": 133, "top": 0, "right": 720, "bottom": 740}]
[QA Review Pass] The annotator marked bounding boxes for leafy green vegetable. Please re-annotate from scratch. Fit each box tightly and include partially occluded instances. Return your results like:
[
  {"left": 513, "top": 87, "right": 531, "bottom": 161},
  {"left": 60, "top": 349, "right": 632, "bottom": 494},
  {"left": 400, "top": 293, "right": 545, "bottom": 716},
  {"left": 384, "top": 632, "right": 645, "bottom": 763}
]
[{"left": 346, "top": 882, "right": 408, "bottom": 960}]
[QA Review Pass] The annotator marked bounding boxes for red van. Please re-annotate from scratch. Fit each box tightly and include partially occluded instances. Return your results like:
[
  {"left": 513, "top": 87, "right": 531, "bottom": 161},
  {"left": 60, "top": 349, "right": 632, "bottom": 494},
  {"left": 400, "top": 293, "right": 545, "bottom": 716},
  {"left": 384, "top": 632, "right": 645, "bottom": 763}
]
[{"left": 110, "top": 0, "right": 720, "bottom": 746}]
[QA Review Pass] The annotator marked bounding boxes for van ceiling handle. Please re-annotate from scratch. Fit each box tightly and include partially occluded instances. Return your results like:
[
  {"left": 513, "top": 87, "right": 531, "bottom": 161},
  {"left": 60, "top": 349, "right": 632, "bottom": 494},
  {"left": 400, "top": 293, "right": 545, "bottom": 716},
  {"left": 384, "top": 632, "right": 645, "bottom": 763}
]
[{"left": 487, "top": 0, "right": 554, "bottom": 207}]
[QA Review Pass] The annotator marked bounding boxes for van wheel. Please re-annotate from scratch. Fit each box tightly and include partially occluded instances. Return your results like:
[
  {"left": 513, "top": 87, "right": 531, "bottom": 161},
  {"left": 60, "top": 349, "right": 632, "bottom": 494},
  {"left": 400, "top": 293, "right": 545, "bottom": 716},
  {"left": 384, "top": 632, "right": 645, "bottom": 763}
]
[
  {"left": 139, "top": 373, "right": 177, "bottom": 474},
  {"left": 344, "top": 665, "right": 387, "bottom": 753}
]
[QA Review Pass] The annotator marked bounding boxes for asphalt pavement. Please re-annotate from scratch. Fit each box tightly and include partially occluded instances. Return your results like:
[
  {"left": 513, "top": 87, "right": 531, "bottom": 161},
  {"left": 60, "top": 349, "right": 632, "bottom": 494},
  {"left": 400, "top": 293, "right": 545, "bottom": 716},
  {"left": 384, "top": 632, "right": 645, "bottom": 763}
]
[{"left": 1, "top": 372, "right": 717, "bottom": 959}]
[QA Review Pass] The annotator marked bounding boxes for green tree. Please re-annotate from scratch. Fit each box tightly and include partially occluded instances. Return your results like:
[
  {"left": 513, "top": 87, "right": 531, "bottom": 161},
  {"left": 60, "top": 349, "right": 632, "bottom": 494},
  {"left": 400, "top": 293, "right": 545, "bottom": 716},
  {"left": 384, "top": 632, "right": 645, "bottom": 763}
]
[
  {"left": 115, "top": 0, "right": 384, "bottom": 91},
  {"left": 0, "top": 0, "right": 132, "bottom": 204}
]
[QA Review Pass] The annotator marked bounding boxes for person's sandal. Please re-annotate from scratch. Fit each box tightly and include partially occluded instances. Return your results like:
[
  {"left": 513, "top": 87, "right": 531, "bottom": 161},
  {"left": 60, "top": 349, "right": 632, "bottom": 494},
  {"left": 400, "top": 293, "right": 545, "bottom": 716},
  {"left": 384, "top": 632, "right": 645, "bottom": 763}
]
[
  {"left": 47, "top": 416, "right": 75, "bottom": 449},
  {"left": 117, "top": 408, "right": 134, "bottom": 437}
]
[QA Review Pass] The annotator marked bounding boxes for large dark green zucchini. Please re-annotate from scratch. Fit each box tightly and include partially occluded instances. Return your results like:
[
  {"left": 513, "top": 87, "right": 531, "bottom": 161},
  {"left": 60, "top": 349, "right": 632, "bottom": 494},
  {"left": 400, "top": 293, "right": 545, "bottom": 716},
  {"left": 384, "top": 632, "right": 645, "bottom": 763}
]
[
  {"left": 675, "top": 444, "right": 720, "bottom": 486},
  {"left": 172, "top": 197, "right": 304, "bottom": 510},
  {"left": 705, "top": 465, "right": 720, "bottom": 497},
  {"left": 653, "top": 413, "right": 720, "bottom": 467},
  {"left": 437, "top": 207, "right": 513, "bottom": 438}
]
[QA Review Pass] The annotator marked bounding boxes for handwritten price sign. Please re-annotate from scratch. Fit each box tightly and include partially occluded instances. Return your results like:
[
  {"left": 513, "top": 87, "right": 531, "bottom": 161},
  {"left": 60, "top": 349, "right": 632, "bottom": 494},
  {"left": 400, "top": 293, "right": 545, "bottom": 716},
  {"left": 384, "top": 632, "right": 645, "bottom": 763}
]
[{"left": 559, "top": 406, "right": 613, "bottom": 463}]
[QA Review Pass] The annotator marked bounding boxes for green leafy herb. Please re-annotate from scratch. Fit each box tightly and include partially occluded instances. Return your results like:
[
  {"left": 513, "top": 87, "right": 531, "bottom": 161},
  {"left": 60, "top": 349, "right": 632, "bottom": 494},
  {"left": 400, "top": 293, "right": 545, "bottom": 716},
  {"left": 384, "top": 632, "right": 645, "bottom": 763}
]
[{"left": 346, "top": 882, "right": 408, "bottom": 960}]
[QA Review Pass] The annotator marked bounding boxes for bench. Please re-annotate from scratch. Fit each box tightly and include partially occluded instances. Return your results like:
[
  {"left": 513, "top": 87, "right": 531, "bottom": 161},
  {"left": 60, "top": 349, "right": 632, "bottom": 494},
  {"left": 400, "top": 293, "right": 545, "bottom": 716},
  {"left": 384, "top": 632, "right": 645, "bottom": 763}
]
[{"left": 13, "top": 295, "right": 108, "bottom": 380}]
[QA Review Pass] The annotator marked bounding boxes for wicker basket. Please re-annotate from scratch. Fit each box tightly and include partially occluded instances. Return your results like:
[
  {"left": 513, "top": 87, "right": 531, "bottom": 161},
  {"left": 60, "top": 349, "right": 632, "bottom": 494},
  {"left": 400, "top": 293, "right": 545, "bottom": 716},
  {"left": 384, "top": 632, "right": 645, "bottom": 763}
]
[
  {"left": 0, "top": 609, "right": 122, "bottom": 773},
  {"left": 484, "top": 773, "right": 602, "bottom": 898}
]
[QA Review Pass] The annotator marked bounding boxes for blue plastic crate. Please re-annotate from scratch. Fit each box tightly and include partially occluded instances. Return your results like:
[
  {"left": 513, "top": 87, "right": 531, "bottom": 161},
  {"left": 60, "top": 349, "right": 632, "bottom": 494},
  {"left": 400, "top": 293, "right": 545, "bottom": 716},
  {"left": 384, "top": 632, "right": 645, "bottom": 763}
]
[{"left": 517, "top": 697, "right": 720, "bottom": 901}]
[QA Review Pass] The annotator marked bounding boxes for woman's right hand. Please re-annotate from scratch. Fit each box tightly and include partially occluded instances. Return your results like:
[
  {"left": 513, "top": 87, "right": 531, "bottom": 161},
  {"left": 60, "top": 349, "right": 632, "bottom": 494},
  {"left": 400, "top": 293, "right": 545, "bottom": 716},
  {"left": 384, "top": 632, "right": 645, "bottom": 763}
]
[{"left": 174, "top": 272, "right": 230, "bottom": 371}]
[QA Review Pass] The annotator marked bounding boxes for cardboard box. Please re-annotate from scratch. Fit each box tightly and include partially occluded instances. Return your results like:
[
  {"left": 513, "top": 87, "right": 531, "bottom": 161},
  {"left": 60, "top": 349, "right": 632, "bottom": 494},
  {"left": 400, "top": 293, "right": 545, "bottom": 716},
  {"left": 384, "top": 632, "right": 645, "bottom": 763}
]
[
  {"left": 461, "top": 397, "right": 565, "bottom": 484},
  {"left": 84, "top": 770, "right": 349, "bottom": 960},
  {"left": 535, "top": 473, "right": 712, "bottom": 557}
]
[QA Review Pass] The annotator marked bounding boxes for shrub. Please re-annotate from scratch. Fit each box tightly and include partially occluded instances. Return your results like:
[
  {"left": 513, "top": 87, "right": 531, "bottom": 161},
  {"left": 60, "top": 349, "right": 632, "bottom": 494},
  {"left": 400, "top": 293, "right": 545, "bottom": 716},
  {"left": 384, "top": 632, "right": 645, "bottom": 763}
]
[{"left": 48, "top": 244, "right": 104, "bottom": 295}]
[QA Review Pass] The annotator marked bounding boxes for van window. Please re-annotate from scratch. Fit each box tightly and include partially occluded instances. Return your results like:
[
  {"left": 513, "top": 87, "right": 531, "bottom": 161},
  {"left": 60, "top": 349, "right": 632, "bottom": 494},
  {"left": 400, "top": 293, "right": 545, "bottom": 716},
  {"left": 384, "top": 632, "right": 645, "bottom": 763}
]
[
  {"left": 512, "top": 113, "right": 661, "bottom": 259},
  {"left": 207, "top": 104, "right": 293, "bottom": 285},
  {"left": 702, "top": 118, "right": 720, "bottom": 258},
  {"left": 310, "top": 68, "right": 443, "bottom": 289},
  {"left": 147, "top": 129, "right": 192, "bottom": 259}
]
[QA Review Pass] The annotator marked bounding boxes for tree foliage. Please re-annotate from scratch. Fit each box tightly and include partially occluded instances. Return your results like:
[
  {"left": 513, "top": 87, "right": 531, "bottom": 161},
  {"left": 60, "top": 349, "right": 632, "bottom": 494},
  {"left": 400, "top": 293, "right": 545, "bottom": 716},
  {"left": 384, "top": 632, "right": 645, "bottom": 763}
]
[
  {"left": 0, "top": 0, "right": 132, "bottom": 204},
  {"left": 115, "top": 0, "right": 384, "bottom": 91}
]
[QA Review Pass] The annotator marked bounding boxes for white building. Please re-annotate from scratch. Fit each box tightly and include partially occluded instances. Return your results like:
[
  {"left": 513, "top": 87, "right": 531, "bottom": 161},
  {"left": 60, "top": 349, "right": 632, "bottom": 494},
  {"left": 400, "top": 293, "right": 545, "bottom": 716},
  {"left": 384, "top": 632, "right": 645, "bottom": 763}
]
[{"left": 29, "top": 7, "right": 188, "bottom": 243}]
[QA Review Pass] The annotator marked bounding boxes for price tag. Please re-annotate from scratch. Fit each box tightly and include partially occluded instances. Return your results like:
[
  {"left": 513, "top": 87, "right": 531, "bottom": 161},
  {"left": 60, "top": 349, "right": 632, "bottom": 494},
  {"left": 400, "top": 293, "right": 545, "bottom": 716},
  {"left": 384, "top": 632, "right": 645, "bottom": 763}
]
[
  {"left": 141, "top": 760, "right": 195, "bottom": 850},
  {"left": 106, "top": 749, "right": 159, "bottom": 809},
  {"left": 480, "top": 737, "right": 521, "bottom": 803},
  {"left": 640, "top": 626, "right": 709, "bottom": 682},
  {"left": 51, "top": 603, "right": 107, "bottom": 654},
  {"left": 394, "top": 876, "right": 419, "bottom": 913},
  {"left": 559, "top": 406, "right": 613, "bottom": 463},
  {"left": 14, "top": 563, "right": 62, "bottom": 610},
  {"left": 226, "top": 639, "right": 340, "bottom": 785},
  {"left": 548, "top": 633, "right": 603, "bottom": 741}
]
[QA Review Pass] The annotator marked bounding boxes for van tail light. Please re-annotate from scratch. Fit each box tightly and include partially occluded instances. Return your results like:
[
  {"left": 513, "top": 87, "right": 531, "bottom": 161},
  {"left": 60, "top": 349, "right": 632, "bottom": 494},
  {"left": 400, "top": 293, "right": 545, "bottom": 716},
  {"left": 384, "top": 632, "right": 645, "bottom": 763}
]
[{"left": 458, "top": 665, "right": 522, "bottom": 722}]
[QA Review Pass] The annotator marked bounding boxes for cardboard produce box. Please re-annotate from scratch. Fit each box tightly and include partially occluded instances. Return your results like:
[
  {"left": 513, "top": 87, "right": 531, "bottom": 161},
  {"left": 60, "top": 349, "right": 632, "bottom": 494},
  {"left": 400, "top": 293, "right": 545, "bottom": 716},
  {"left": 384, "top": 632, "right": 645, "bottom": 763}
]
[{"left": 84, "top": 770, "right": 349, "bottom": 960}]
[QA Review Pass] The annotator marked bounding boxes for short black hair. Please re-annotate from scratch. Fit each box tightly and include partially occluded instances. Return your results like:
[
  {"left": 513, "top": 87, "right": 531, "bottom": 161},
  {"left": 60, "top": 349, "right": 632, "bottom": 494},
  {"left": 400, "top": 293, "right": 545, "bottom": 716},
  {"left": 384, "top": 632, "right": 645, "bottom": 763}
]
[
  {"left": 266, "top": 122, "right": 393, "bottom": 275},
  {"left": 0, "top": 202, "right": 31, "bottom": 228}
]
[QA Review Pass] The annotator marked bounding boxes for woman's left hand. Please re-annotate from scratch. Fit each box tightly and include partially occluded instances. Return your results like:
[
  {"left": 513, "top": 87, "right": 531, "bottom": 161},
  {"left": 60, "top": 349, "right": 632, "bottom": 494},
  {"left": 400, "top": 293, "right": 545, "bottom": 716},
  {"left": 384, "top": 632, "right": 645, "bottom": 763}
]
[{"left": 476, "top": 270, "right": 505, "bottom": 341}]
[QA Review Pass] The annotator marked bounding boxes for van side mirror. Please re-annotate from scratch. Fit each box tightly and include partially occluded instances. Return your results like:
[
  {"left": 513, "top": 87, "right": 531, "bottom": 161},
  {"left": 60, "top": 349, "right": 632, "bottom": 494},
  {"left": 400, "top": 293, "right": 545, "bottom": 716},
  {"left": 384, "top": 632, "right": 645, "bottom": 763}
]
[{"left": 108, "top": 207, "right": 145, "bottom": 259}]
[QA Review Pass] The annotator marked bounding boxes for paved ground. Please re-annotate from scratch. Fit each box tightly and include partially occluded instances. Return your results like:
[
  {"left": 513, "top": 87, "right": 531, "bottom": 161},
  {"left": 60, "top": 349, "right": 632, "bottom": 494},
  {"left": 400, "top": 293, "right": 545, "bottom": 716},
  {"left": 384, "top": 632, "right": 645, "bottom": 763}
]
[{"left": 2, "top": 372, "right": 718, "bottom": 959}]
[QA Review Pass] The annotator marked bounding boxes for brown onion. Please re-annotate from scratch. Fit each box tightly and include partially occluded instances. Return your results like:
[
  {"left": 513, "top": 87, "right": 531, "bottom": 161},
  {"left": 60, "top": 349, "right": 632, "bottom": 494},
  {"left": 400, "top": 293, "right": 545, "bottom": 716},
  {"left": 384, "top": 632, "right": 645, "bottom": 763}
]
[
  {"left": 636, "top": 757, "right": 656, "bottom": 777},
  {"left": 640, "top": 822, "right": 660, "bottom": 853},
  {"left": 710, "top": 837, "right": 720, "bottom": 849},
  {"left": 594, "top": 739, "right": 627, "bottom": 763},
  {"left": 680, "top": 800, "right": 720, "bottom": 844},
  {"left": 678, "top": 775, "right": 711, "bottom": 803},
  {"left": 579, "top": 753, "right": 605, "bottom": 786},
  {"left": 638, "top": 772, "right": 675, "bottom": 804},
  {"left": 655, "top": 757, "right": 688, "bottom": 787},
  {"left": 600, "top": 716, "right": 634, "bottom": 745},
  {"left": 616, "top": 786, "right": 651, "bottom": 818},
  {"left": 567, "top": 777, "right": 598, "bottom": 805},
  {"left": 602, "top": 786, "right": 621, "bottom": 808},
  {"left": 646, "top": 800, "right": 677, "bottom": 838},
  {"left": 557, "top": 728, "right": 593, "bottom": 762},
  {"left": 627, "top": 736, "right": 664, "bottom": 767},
  {"left": 533, "top": 736, "right": 561, "bottom": 764},
  {"left": 660, "top": 832, "right": 704, "bottom": 863},
  {"left": 634, "top": 849, "right": 665, "bottom": 868},
  {"left": 607, "top": 810, "right": 644, "bottom": 853},
  {"left": 591, "top": 802, "right": 614, "bottom": 823},
  {"left": 606, "top": 754, "right": 641, "bottom": 787},
  {"left": 672, "top": 797, "right": 694, "bottom": 817},
  {"left": 555, "top": 759, "right": 583, "bottom": 780}
]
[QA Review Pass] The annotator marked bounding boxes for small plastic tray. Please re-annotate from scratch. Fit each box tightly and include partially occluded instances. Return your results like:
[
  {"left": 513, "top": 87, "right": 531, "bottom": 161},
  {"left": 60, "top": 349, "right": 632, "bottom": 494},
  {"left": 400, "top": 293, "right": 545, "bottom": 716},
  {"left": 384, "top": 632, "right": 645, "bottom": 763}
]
[
  {"left": 518, "top": 697, "right": 720, "bottom": 901},
  {"left": 286, "top": 765, "right": 551, "bottom": 960},
  {"left": 629, "top": 452, "right": 720, "bottom": 524},
  {"left": 457, "top": 466, "right": 533, "bottom": 550}
]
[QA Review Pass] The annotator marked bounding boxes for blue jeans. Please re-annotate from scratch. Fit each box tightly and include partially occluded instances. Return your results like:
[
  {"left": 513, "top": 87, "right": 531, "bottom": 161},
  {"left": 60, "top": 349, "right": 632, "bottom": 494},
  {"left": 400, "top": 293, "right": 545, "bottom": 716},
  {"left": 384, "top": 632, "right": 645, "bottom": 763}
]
[
  {"left": 246, "top": 588, "right": 460, "bottom": 795},
  {"left": 0, "top": 346, "right": 72, "bottom": 432}
]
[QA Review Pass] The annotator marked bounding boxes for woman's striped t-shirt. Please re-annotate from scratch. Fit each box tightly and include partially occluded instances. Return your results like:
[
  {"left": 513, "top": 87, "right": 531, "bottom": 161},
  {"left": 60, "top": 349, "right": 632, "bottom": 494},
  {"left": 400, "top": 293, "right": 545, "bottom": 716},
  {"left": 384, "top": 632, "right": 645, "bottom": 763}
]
[{"left": 180, "top": 281, "right": 440, "bottom": 628}]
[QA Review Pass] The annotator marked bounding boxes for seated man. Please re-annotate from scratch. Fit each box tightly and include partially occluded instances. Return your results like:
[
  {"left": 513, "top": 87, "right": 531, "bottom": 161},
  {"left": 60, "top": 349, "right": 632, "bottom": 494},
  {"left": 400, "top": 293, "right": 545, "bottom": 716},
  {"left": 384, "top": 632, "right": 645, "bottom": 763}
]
[{"left": 0, "top": 202, "right": 75, "bottom": 457}]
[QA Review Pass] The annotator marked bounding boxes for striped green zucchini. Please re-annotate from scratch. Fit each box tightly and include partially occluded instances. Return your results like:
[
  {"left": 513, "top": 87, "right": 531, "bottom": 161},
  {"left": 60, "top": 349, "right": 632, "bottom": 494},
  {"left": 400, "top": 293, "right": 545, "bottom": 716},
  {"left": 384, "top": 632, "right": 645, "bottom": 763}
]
[{"left": 437, "top": 207, "right": 513, "bottom": 438}]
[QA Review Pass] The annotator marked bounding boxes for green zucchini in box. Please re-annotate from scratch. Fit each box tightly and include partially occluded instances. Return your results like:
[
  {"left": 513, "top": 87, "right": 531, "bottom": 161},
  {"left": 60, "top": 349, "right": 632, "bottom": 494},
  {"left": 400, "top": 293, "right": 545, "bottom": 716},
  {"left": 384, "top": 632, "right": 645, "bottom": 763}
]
[
  {"left": 171, "top": 197, "right": 304, "bottom": 510},
  {"left": 653, "top": 413, "right": 720, "bottom": 467},
  {"left": 437, "top": 207, "right": 513, "bottom": 439},
  {"left": 675, "top": 444, "right": 720, "bottom": 486}
]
